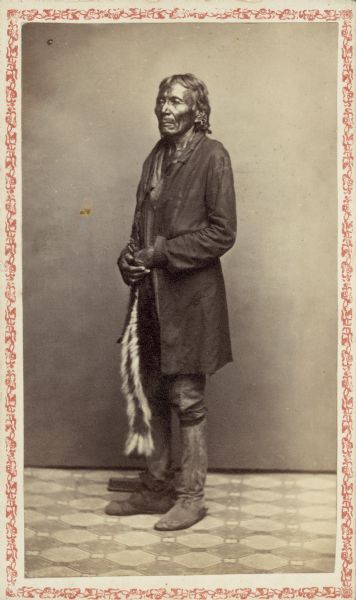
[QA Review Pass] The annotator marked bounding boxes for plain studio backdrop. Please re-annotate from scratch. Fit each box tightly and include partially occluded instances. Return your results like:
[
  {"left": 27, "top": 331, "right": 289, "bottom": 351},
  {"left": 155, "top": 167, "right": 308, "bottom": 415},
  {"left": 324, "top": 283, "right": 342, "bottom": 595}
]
[{"left": 22, "top": 22, "right": 337, "bottom": 471}]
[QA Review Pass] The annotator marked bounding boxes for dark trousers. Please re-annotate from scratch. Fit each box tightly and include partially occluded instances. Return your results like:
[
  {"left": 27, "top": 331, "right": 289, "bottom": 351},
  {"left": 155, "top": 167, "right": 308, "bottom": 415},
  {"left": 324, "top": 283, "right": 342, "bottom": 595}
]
[
  {"left": 138, "top": 280, "right": 208, "bottom": 501},
  {"left": 140, "top": 372, "right": 208, "bottom": 501}
]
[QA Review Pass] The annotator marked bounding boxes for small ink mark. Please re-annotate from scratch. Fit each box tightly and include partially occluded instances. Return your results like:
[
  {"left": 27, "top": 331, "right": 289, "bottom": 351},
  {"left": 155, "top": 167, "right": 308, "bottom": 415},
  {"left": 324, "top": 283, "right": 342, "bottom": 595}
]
[
  {"left": 47, "top": 39, "right": 54, "bottom": 45},
  {"left": 80, "top": 207, "right": 92, "bottom": 216}
]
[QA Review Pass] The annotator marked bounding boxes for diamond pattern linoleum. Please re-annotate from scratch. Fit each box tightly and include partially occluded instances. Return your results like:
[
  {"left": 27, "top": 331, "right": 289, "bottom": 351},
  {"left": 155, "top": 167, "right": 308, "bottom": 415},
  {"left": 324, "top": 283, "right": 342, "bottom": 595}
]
[{"left": 24, "top": 469, "right": 336, "bottom": 577}]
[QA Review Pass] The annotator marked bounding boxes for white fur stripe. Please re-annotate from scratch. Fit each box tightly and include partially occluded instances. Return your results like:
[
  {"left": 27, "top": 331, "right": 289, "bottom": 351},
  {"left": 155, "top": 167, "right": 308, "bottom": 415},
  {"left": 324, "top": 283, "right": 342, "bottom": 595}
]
[{"left": 120, "top": 289, "right": 154, "bottom": 456}]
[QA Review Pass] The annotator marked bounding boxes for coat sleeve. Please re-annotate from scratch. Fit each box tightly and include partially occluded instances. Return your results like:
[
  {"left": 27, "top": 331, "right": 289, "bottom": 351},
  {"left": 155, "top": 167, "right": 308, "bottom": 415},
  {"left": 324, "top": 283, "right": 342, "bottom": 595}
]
[
  {"left": 118, "top": 189, "right": 141, "bottom": 265},
  {"left": 128, "top": 182, "right": 143, "bottom": 250},
  {"left": 119, "top": 154, "right": 150, "bottom": 259},
  {"left": 117, "top": 164, "right": 147, "bottom": 285},
  {"left": 152, "top": 147, "right": 237, "bottom": 273}
]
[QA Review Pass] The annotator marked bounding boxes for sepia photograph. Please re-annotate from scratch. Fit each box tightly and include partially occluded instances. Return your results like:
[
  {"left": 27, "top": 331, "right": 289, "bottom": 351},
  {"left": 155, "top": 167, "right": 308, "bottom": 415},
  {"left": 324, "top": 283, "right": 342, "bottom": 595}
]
[{"left": 0, "top": 2, "right": 354, "bottom": 598}]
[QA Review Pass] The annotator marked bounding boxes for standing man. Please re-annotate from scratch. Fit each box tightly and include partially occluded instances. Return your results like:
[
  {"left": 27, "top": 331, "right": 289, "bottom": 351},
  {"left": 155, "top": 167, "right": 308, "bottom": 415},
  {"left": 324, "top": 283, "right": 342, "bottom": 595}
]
[{"left": 106, "top": 74, "right": 236, "bottom": 531}]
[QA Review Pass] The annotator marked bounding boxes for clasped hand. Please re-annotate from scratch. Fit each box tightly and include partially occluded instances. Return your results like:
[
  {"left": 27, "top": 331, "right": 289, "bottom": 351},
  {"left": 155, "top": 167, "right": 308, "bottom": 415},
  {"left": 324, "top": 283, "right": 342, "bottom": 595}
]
[{"left": 118, "top": 245, "right": 154, "bottom": 286}]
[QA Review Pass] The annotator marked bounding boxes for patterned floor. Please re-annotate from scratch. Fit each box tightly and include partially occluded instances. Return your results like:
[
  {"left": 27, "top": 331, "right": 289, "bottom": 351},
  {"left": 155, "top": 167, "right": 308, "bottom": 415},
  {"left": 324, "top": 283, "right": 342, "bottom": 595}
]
[{"left": 24, "top": 469, "right": 337, "bottom": 577}]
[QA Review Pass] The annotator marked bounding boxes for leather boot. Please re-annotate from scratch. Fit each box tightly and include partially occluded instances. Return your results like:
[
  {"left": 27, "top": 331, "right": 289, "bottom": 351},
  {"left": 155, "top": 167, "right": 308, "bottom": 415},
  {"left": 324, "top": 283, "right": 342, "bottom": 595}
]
[
  {"left": 105, "top": 408, "right": 174, "bottom": 516},
  {"left": 105, "top": 486, "right": 175, "bottom": 516},
  {"left": 142, "top": 408, "right": 174, "bottom": 490},
  {"left": 154, "top": 417, "right": 208, "bottom": 530}
]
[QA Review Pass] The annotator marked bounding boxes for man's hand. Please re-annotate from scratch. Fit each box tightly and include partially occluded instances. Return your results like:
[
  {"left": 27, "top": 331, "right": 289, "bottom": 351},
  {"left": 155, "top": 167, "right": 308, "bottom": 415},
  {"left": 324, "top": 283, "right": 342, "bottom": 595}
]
[
  {"left": 134, "top": 247, "right": 155, "bottom": 269},
  {"left": 117, "top": 248, "right": 150, "bottom": 286}
]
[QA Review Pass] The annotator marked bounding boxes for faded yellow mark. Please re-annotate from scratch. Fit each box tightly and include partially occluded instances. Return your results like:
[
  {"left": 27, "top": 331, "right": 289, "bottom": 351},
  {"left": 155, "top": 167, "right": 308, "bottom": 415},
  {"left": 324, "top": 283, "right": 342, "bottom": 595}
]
[{"left": 80, "top": 207, "right": 92, "bottom": 216}]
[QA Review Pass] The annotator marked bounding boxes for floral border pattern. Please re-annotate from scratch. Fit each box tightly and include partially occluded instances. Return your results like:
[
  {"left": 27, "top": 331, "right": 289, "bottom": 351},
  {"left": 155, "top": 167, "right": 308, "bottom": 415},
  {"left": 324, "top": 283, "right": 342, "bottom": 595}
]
[{"left": 4, "top": 6, "right": 354, "bottom": 599}]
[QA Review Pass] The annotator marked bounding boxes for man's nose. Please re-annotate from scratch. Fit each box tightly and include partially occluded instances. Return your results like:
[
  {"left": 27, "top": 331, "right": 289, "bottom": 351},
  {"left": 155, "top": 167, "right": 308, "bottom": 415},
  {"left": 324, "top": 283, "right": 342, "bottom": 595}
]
[{"left": 161, "top": 100, "right": 171, "bottom": 113}]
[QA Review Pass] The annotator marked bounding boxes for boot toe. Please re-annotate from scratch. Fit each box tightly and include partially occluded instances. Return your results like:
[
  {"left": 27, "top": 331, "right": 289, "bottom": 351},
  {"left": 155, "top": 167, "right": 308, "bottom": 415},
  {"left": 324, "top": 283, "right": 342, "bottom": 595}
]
[
  {"left": 105, "top": 500, "right": 138, "bottom": 516},
  {"left": 154, "top": 502, "right": 207, "bottom": 531},
  {"left": 105, "top": 490, "right": 175, "bottom": 516}
]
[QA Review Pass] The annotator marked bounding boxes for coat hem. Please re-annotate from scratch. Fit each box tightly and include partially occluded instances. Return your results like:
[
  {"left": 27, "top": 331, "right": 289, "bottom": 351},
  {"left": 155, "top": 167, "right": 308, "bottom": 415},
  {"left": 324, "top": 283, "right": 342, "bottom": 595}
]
[{"left": 160, "top": 356, "right": 233, "bottom": 377}]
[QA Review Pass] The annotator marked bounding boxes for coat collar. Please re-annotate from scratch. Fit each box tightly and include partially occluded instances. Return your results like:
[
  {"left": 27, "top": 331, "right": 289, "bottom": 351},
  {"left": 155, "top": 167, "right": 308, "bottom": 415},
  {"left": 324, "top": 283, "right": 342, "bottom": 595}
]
[
  {"left": 160, "top": 131, "right": 206, "bottom": 165},
  {"left": 142, "top": 132, "right": 206, "bottom": 196}
]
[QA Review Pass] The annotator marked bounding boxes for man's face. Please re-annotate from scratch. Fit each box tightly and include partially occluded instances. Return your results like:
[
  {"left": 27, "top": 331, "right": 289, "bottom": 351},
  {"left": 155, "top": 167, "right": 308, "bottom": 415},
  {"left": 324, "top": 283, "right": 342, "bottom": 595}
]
[{"left": 155, "top": 82, "right": 197, "bottom": 139}]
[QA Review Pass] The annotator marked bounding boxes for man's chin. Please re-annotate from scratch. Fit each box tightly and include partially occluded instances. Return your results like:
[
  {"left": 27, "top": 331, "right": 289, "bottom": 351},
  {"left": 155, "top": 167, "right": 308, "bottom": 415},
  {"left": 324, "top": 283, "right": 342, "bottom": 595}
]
[{"left": 159, "top": 127, "right": 177, "bottom": 137}]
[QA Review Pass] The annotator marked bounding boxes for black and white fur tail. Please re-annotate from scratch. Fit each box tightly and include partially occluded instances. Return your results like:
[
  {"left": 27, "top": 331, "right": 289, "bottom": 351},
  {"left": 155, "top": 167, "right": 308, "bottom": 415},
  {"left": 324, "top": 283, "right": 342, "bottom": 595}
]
[{"left": 120, "top": 288, "right": 154, "bottom": 456}]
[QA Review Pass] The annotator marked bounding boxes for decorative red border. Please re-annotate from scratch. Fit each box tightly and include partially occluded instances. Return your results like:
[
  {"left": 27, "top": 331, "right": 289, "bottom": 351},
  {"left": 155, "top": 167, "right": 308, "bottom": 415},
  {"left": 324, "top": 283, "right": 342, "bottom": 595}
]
[{"left": 4, "top": 6, "right": 354, "bottom": 600}]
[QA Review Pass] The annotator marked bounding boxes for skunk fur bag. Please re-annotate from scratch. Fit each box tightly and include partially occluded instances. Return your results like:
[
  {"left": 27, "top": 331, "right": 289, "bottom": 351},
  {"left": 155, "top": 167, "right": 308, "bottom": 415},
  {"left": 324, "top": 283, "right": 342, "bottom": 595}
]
[{"left": 120, "top": 283, "right": 161, "bottom": 457}]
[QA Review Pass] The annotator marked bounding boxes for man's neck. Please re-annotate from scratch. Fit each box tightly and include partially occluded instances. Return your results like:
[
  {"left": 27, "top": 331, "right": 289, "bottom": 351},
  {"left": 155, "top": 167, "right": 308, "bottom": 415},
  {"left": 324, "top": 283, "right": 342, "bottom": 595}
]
[{"left": 165, "top": 126, "right": 196, "bottom": 153}]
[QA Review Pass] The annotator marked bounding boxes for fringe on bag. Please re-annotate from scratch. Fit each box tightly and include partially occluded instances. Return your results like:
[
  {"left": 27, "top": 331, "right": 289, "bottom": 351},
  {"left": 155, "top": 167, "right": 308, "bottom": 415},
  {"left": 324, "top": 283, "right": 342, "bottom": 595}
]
[{"left": 120, "top": 288, "right": 154, "bottom": 457}]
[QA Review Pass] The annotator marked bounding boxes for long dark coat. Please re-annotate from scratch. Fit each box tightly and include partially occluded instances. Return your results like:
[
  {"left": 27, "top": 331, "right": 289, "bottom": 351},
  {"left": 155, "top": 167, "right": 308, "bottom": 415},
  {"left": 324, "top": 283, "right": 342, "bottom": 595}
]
[{"left": 127, "top": 132, "right": 236, "bottom": 375}]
